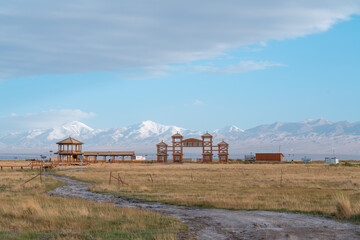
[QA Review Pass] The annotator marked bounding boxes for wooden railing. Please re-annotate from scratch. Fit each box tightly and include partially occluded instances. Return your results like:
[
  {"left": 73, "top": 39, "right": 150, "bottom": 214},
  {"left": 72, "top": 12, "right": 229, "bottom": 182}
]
[{"left": 58, "top": 150, "right": 82, "bottom": 154}]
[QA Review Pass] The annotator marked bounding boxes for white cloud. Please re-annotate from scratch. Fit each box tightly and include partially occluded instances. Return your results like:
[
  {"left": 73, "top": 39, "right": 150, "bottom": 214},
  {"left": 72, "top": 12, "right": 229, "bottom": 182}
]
[
  {"left": 117, "top": 65, "right": 180, "bottom": 80},
  {"left": 0, "top": 1, "right": 359, "bottom": 79},
  {"left": 0, "top": 109, "right": 95, "bottom": 134},
  {"left": 194, "top": 61, "right": 286, "bottom": 74},
  {"left": 184, "top": 99, "right": 204, "bottom": 107},
  {"left": 193, "top": 100, "right": 203, "bottom": 106}
]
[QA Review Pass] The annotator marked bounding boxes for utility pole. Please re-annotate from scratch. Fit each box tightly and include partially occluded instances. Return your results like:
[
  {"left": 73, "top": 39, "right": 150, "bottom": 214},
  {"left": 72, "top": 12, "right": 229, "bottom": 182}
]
[
  {"left": 43, "top": 156, "right": 45, "bottom": 185},
  {"left": 14, "top": 157, "right": 17, "bottom": 172},
  {"left": 80, "top": 155, "right": 83, "bottom": 176}
]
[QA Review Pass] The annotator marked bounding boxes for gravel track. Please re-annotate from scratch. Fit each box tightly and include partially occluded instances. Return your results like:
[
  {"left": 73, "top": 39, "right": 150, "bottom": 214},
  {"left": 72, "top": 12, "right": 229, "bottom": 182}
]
[{"left": 47, "top": 173, "right": 360, "bottom": 240}]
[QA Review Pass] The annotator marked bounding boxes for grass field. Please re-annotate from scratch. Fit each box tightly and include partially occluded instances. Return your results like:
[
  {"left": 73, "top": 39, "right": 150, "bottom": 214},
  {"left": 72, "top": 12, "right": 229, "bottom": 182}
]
[
  {"left": 59, "top": 162, "right": 360, "bottom": 224},
  {"left": 0, "top": 168, "right": 183, "bottom": 239}
]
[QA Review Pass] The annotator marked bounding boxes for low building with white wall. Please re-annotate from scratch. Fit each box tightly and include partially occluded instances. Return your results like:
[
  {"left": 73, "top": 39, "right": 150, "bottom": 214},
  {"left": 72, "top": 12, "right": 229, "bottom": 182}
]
[{"left": 325, "top": 157, "right": 339, "bottom": 164}]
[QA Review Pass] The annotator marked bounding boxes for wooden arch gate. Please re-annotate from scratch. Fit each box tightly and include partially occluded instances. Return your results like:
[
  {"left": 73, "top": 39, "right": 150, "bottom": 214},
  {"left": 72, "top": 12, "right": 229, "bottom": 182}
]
[{"left": 156, "top": 132, "right": 229, "bottom": 163}]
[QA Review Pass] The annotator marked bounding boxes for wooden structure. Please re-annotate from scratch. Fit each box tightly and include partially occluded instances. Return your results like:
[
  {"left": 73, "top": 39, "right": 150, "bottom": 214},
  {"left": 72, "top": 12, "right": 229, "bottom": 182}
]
[
  {"left": 202, "top": 132, "right": 213, "bottom": 163},
  {"left": 56, "top": 137, "right": 83, "bottom": 163},
  {"left": 0, "top": 161, "right": 61, "bottom": 171},
  {"left": 218, "top": 140, "right": 229, "bottom": 163},
  {"left": 255, "top": 153, "right": 284, "bottom": 162},
  {"left": 172, "top": 132, "right": 183, "bottom": 163},
  {"left": 156, "top": 141, "right": 168, "bottom": 162},
  {"left": 156, "top": 132, "right": 229, "bottom": 163},
  {"left": 55, "top": 137, "right": 136, "bottom": 164},
  {"left": 83, "top": 151, "right": 135, "bottom": 163}
]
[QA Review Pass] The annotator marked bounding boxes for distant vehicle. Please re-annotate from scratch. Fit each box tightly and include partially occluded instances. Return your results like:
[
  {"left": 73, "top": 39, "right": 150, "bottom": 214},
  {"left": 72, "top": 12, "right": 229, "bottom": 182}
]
[
  {"left": 244, "top": 153, "right": 255, "bottom": 161},
  {"left": 136, "top": 156, "right": 146, "bottom": 160},
  {"left": 301, "top": 156, "right": 311, "bottom": 163},
  {"left": 325, "top": 157, "right": 339, "bottom": 164}
]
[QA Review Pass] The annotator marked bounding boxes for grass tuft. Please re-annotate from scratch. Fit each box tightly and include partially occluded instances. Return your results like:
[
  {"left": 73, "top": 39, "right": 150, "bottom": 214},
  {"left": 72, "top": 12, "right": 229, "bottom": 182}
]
[{"left": 335, "top": 194, "right": 352, "bottom": 219}]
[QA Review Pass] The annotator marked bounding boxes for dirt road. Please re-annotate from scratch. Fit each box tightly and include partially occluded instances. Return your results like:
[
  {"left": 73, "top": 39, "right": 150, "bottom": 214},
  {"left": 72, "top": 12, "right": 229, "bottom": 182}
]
[{"left": 48, "top": 174, "right": 360, "bottom": 240}]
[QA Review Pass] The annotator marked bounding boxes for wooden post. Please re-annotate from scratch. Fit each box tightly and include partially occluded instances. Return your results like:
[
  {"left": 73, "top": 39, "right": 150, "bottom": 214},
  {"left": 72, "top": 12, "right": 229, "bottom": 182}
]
[
  {"left": 109, "top": 171, "right": 112, "bottom": 185},
  {"left": 40, "top": 166, "right": 43, "bottom": 183},
  {"left": 117, "top": 174, "right": 128, "bottom": 185},
  {"left": 118, "top": 173, "right": 120, "bottom": 185}
]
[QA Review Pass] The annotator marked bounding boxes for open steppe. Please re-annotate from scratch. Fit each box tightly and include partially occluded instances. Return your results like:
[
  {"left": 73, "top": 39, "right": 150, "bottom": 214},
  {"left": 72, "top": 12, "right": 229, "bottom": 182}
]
[
  {"left": 58, "top": 162, "right": 360, "bottom": 223},
  {"left": 0, "top": 166, "right": 183, "bottom": 239},
  {"left": 1, "top": 160, "right": 360, "bottom": 239}
]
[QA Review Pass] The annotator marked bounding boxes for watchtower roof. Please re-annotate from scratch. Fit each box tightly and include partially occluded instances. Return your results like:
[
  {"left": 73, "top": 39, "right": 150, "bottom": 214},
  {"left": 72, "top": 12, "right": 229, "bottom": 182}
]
[
  {"left": 156, "top": 141, "right": 168, "bottom": 146},
  {"left": 201, "top": 132, "right": 213, "bottom": 138},
  {"left": 172, "top": 132, "right": 183, "bottom": 138},
  {"left": 218, "top": 140, "right": 228, "bottom": 146},
  {"left": 56, "top": 137, "right": 83, "bottom": 145}
]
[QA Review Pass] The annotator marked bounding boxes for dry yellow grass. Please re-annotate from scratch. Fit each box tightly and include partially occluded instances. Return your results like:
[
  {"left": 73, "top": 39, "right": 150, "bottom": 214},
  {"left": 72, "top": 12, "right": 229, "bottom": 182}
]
[
  {"left": 0, "top": 159, "right": 30, "bottom": 166},
  {"left": 0, "top": 169, "right": 183, "bottom": 239},
  {"left": 335, "top": 194, "right": 353, "bottom": 219},
  {"left": 59, "top": 162, "right": 360, "bottom": 221}
]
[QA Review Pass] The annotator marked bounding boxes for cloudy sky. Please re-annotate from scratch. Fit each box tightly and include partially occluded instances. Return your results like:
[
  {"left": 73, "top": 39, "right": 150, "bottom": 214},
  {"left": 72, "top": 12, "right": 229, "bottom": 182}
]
[{"left": 0, "top": 1, "right": 360, "bottom": 133}]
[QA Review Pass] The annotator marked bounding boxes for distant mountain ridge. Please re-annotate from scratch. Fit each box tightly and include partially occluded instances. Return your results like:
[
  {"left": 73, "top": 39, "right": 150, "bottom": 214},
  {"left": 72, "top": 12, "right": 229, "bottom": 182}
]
[{"left": 1, "top": 119, "right": 360, "bottom": 156}]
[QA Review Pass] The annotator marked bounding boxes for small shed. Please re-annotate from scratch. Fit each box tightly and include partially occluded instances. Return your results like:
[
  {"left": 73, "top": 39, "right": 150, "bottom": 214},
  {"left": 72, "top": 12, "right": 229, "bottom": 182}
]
[
  {"left": 301, "top": 156, "right": 311, "bottom": 163},
  {"left": 256, "top": 153, "right": 284, "bottom": 162},
  {"left": 325, "top": 157, "right": 339, "bottom": 164}
]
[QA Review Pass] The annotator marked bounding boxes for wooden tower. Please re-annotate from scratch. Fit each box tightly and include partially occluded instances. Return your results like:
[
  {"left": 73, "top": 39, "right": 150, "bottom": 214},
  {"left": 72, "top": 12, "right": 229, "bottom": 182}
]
[
  {"left": 56, "top": 137, "right": 83, "bottom": 162},
  {"left": 156, "top": 141, "right": 168, "bottom": 163},
  {"left": 202, "top": 132, "right": 213, "bottom": 162},
  {"left": 218, "top": 140, "right": 229, "bottom": 162},
  {"left": 172, "top": 132, "right": 183, "bottom": 163}
]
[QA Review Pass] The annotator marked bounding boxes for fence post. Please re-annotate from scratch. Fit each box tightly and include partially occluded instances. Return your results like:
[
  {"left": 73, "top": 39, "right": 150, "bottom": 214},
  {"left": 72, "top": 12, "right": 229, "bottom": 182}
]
[
  {"left": 43, "top": 158, "right": 45, "bottom": 185},
  {"left": 40, "top": 166, "right": 43, "bottom": 183},
  {"left": 109, "top": 171, "right": 112, "bottom": 185}
]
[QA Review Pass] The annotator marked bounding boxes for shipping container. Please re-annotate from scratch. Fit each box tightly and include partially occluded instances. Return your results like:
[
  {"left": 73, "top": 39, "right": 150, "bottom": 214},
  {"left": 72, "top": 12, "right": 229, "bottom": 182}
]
[{"left": 255, "top": 153, "right": 284, "bottom": 162}]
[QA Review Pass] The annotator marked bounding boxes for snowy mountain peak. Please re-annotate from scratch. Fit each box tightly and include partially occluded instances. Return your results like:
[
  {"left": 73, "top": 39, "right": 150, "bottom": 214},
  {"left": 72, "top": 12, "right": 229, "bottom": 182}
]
[
  {"left": 47, "top": 121, "right": 94, "bottom": 141},
  {"left": 139, "top": 120, "right": 165, "bottom": 131},
  {"left": 134, "top": 120, "right": 185, "bottom": 139},
  {"left": 301, "top": 118, "right": 332, "bottom": 126},
  {"left": 220, "top": 125, "right": 244, "bottom": 133},
  {"left": 62, "top": 121, "right": 94, "bottom": 131}
]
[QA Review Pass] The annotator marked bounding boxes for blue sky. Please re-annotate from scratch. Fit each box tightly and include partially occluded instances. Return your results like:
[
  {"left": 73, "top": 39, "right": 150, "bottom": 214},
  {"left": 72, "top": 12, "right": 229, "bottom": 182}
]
[{"left": 0, "top": 1, "right": 360, "bottom": 134}]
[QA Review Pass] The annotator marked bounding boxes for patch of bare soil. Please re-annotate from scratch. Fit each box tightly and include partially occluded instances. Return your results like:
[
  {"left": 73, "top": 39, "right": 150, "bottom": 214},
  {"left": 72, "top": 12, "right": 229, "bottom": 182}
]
[{"left": 48, "top": 174, "right": 360, "bottom": 240}]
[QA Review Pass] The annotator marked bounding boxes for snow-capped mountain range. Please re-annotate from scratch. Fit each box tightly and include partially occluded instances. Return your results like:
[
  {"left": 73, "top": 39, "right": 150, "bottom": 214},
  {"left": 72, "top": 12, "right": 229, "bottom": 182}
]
[{"left": 1, "top": 119, "right": 360, "bottom": 156}]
